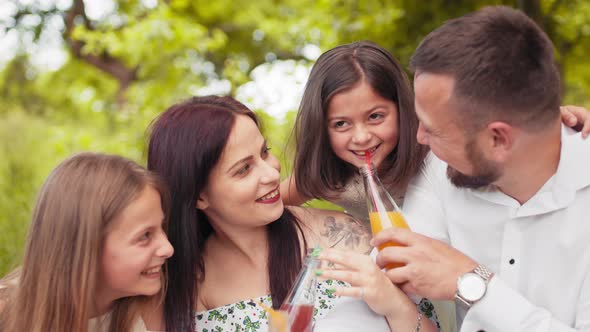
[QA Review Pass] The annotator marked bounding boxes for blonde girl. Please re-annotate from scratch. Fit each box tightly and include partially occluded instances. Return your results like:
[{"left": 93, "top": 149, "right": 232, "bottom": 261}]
[{"left": 0, "top": 152, "right": 173, "bottom": 332}]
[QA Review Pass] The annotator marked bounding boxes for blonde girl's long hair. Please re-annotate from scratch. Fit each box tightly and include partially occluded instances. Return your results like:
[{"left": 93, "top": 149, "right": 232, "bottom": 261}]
[{"left": 0, "top": 152, "right": 170, "bottom": 332}]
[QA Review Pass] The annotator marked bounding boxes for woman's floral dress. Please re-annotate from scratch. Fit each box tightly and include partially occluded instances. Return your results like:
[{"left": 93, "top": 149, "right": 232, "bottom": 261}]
[{"left": 194, "top": 280, "right": 439, "bottom": 332}]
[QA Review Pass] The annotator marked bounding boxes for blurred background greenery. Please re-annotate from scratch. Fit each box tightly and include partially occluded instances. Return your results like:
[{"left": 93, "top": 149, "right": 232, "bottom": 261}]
[{"left": 1, "top": 0, "right": 589, "bottom": 276}]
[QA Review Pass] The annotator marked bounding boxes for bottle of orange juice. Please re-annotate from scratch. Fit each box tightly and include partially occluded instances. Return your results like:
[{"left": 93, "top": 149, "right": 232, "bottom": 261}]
[{"left": 359, "top": 163, "right": 410, "bottom": 269}]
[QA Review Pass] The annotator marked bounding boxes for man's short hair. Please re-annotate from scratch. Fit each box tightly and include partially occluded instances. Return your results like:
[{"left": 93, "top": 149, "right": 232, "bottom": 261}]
[{"left": 410, "top": 6, "right": 561, "bottom": 131}]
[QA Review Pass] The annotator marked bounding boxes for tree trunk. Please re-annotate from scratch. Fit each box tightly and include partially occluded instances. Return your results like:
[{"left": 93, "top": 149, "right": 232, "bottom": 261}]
[{"left": 63, "top": 0, "right": 137, "bottom": 107}]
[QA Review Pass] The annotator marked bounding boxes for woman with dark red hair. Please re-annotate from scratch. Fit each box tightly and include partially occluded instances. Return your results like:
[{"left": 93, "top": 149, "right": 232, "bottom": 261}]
[{"left": 142, "top": 95, "right": 438, "bottom": 332}]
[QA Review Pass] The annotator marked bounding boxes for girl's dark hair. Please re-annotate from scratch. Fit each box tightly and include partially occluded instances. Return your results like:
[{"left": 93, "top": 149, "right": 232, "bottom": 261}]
[
  {"left": 293, "top": 41, "right": 428, "bottom": 200},
  {"left": 147, "top": 96, "right": 306, "bottom": 332}
]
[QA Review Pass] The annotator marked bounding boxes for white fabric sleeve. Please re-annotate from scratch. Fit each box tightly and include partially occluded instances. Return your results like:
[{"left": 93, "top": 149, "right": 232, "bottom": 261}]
[{"left": 463, "top": 275, "right": 590, "bottom": 331}]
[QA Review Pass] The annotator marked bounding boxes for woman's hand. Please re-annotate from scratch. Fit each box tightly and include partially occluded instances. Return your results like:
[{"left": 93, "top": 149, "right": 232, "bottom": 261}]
[
  {"left": 317, "top": 248, "right": 413, "bottom": 318},
  {"left": 561, "top": 105, "right": 590, "bottom": 138},
  {"left": 317, "top": 248, "right": 439, "bottom": 332}
]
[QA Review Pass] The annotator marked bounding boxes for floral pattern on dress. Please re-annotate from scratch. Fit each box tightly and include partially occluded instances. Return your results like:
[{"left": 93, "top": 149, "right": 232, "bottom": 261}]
[
  {"left": 195, "top": 279, "right": 440, "bottom": 331},
  {"left": 195, "top": 279, "right": 346, "bottom": 332}
]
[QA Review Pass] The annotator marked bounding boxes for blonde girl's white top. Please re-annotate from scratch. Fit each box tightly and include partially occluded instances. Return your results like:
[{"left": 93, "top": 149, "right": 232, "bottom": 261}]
[{"left": 88, "top": 312, "right": 149, "bottom": 332}]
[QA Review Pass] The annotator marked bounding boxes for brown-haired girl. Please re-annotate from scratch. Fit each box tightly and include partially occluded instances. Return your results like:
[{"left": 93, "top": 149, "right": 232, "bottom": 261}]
[
  {"left": 281, "top": 41, "right": 590, "bottom": 223},
  {"left": 281, "top": 41, "right": 427, "bottom": 221},
  {"left": 0, "top": 152, "right": 173, "bottom": 332}
]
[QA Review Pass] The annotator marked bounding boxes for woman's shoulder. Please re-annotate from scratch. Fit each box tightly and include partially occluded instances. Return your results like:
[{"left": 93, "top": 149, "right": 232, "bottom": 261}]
[{"left": 287, "top": 206, "right": 371, "bottom": 254}]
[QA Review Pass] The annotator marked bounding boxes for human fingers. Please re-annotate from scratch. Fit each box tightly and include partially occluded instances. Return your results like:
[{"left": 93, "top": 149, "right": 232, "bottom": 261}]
[
  {"left": 370, "top": 227, "right": 418, "bottom": 248},
  {"left": 560, "top": 106, "right": 578, "bottom": 126},
  {"left": 562, "top": 105, "right": 590, "bottom": 138},
  {"left": 384, "top": 264, "right": 413, "bottom": 284},
  {"left": 331, "top": 285, "right": 364, "bottom": 299},
  {"left": 399, "top": 282, "right": 418, "bottom": 296},
  {"left": 583, "top": 112, "right": 590, "bottom": 139},
  {"left": 316, "top": 268, "right": 365, "bottom": 287},
  {"left": 318, "top": 248, "right": 372, "bottom": 272},
  {"left": 567, "top": 105, "right": 590, "bottom": 138},
  {"left": 374, "top": 245, "right": 414, "bottom": 269}
]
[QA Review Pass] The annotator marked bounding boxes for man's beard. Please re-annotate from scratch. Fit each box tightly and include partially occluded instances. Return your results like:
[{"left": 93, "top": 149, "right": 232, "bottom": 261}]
[{"left": 446, "top": 139, "right": 501, "bottom": 189}]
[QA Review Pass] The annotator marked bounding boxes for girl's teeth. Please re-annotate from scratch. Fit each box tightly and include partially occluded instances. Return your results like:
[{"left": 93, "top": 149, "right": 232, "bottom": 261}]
[
  {"left": 142, "top": 267, "right": 160, "bottom": 275},
  {"left": 354, "top": 146, "right": 377, "bottom": 156},
  {"left": 260, "top": 190, "right": 278, "bottom": 200}
]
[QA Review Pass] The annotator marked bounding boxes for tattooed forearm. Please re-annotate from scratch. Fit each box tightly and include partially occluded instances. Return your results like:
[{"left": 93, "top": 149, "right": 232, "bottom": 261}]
[{"left": 320, "top": 216, "right": 371, "bottom": 253}]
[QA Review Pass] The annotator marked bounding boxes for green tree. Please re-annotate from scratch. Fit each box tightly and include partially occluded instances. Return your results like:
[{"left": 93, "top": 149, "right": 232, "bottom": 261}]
[{"left": 0, "top": 0, "right": 588, "bottom": 275}]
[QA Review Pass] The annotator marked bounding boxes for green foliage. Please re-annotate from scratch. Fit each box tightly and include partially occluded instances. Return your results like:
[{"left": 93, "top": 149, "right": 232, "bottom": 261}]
[
  {"left": 0, "top": 110, "right": 151, "bottom": 276},
  {"left": 0, "top": 0, "right": 588, "bottom": 276}
]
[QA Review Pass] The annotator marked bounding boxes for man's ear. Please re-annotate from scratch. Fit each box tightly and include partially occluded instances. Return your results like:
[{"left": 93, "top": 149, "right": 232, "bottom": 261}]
[
  {"left": 196, "top": 194, "right": 209, "bottom": 210},
  {"left": 486, "top": 121, "right": 514, "bottom": 162}
]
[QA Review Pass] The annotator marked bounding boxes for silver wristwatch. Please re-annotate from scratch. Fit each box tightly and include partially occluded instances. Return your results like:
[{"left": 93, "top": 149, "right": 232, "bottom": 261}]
[{"left": 455, "top": 264, "right": 494, "bottom": 308}]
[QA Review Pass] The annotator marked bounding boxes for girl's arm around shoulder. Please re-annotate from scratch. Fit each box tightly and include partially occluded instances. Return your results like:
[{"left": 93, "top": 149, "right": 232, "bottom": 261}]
[
  {"left": 287, "top": 206, "right": 371, "bottom": 255},
  {"left": 561, "top": 105, "right": 590, "bottom": 138},
  {"left": 280, "top": 175, "right": 310, "bottom": 206}
]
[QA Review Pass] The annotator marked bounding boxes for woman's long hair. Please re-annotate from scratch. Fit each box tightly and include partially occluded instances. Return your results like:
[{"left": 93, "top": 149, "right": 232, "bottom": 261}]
[
  {"left": 0, "top": 152, "right": 170, "bottom": 332},
  {"left": 293, "top": 41, "right": 429, "bottom": 200},
  {"left": 148, "top": 96, "right": 306, "bottom": 332}
]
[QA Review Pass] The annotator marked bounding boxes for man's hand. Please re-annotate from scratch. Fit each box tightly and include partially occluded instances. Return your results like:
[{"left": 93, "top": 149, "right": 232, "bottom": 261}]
[{"left": 372, "top": 227, "right": 479, "bottom": 301}]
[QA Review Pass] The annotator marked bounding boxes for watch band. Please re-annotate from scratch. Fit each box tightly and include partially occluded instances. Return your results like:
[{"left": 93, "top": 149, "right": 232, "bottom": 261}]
[
  {"left": 473, "top": 264, "right": 493, "bottom": 282},
  {"left": 455, "top": 264, "right": 494, "bottom": 308}
]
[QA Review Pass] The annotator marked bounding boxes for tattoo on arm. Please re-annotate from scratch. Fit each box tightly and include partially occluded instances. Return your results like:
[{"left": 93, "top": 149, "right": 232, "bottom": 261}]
[{"left": 320, "top": 216, "right": 371, "bottom": 252}]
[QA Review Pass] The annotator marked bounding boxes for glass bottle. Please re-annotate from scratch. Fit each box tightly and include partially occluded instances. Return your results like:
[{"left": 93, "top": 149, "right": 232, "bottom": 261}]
[
  {"left": 278, "top": 248, "right": 320, "bottom": 332},
  {"left": 359, "top": 164, "right": 410, "bottom": 268}
]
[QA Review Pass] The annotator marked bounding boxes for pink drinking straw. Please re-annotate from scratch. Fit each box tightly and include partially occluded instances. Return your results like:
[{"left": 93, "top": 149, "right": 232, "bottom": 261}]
[{"left": 364, "top": 151, "right": 378, "bottom": 211}]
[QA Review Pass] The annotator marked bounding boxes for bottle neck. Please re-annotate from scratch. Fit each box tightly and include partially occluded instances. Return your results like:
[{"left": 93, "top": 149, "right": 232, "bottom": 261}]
[
  {"left": 359, "top": 163, "right": 376, "bottom": 179},
  {"left": 302, "top": 255, "right": 320, "bottom": 271},
  {"left": 359, "top": 164, "right": 401, "bottom": 213},
  {"left": 282, "top": 255, "right": 319, "bottom": 308}
]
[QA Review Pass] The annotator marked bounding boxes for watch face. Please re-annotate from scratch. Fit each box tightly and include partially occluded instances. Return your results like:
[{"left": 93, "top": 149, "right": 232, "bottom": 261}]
[{"left": 458, "top": 272, "right": 486, "bottom": 302}]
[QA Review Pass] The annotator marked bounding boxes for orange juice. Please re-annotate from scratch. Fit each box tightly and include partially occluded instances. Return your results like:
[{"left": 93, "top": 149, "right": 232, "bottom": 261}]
[{"left": 369, "top": 211, "right": 409, "bottom": 269}]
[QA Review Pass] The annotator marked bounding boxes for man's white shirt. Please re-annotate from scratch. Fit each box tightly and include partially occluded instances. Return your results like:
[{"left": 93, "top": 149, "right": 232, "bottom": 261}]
[{"left": 404, "top": 125, "right": 590, "bottom": 332}]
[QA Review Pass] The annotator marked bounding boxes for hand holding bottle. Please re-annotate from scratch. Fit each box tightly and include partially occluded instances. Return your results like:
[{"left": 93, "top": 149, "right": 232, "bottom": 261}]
[{"left": 316, "top": 248, "right": 414, "bottom": 318}]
